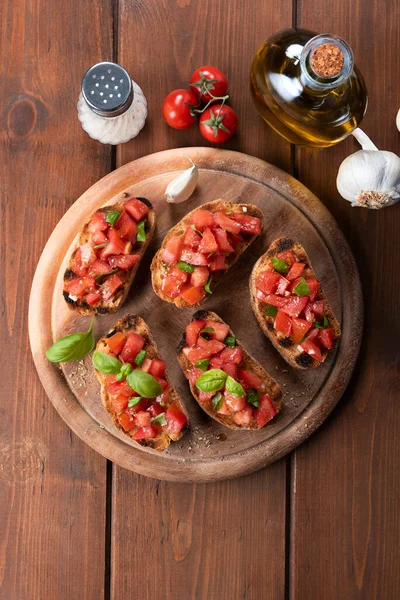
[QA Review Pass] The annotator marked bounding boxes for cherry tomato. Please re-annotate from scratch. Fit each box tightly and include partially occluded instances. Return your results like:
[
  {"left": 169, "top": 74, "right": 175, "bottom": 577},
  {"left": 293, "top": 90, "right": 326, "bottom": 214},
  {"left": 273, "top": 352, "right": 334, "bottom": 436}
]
[
  {"left": 199, "top": 104, "right": 238, "bottom": 143},
  {"left": 189, "top": 66, "right": 228, "bottom": 102},
  {"left": 162, "top": 89, "right": 197, "bottom": 130}
]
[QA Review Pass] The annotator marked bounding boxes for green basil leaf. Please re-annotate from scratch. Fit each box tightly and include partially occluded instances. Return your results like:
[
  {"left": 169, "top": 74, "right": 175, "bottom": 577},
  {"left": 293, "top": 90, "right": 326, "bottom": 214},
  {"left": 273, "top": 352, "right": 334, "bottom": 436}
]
[
  {"left": 95, "top": 268, "right": 118, "bottom": 285},
  {"left": 151, "top": 413, "right": 167, "bottom": 426},
  {"left": 293, "top": 278, "right": 311, "bottom": 297},
  {"left": 270, "top": 257, "right": 289, "bottom": 274},
  {"left": 199, "top": 327, "right": 214, "bottom": 337},
  {"left": 195, "top": 358, "right": 210, "bottom": 371},
  {"left": 136, "top": 219, "right": 146, "bottom": 242},
  {"left": 204, "top": 277, "right": 213, "bottom": 294},
  {"left": 105, "top": 210, "right": 121, "bottom": 227},
  {"left": 93, "top": 242, "right": 107, "bottom": 249},
  {"left": 92, "top": 351, "right": 123, "bottom": 374},
  {"left": 314, "top": 314, "right": 330, "bottom": 329},
  {"left": 127, "top": 370, "right": 163, "bottom": 398},
  {"left": 116, "top": 363, "right": 132, "bottom": 381},
  {"left": 46, "top": 316, "right": 95, "bottom": 363},
  {"left": 264, "top": 304, "right": 278, "bottom": 317},
  {"left": 225, "top": 376, "right": 245, "bottom": 397},
  {"left": 224, "top": 335, "right": 236, "bottom": 347},
  {"left": 195, "top": 369, "right": 227, "bottom": 393},
  {"left": 177, "top": 261, "right": 195, "bottom": 273},
  {"left": 191, "top": 224, "right": 203, "bottom": 235},
  {"left": 128, "top": 396, "right": 143, "bottom": 408},
  {"left": 247, "top": 389, "right": 259, "bottom": 407},
  {"left": 134, "top": 350, "right": 147, "bottom": 366},
  {"left": 212, "top": 392, "right": 222, "bottom": 411}
]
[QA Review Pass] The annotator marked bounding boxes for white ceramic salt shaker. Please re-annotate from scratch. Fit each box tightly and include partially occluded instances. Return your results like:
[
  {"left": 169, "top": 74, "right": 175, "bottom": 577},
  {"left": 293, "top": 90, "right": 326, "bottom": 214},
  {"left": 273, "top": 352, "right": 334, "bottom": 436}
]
[{"left": 77, "top": 62, "right": 147, "bottom": 145}]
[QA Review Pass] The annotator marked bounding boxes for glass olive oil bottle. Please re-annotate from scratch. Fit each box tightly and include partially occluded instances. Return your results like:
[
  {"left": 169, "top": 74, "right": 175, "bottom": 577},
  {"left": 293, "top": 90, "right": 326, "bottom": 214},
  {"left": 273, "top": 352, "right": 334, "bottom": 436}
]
[{"left": 250, "top": 29, "right": 368, "bottom": 148}]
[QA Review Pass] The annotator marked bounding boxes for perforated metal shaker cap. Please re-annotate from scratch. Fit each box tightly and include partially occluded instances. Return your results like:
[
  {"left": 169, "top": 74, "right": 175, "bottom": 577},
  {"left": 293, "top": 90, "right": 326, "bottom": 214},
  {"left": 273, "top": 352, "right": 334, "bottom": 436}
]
[{"left": 81, "top": 62, "right": 133, "bottom": 117}]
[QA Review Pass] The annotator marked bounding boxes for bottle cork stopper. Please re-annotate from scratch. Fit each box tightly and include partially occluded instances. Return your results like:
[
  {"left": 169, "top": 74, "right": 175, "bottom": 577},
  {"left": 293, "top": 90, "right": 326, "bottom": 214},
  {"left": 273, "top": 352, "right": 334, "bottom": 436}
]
[{"left": 310, "top": 43, "right": 344, "bottom": 77}]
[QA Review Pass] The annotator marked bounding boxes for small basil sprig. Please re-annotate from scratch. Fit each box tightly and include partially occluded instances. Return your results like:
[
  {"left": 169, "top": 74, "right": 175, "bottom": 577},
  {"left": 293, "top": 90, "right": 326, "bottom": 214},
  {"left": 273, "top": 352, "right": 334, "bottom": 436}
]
[
  {"left": 134, "top": 350, "right": 147, "bottom": 366},
  {"left": 151, "top": 413, "right": 167, "bottom": 426},
  {"left": 92, "top": 351, "right": 122, "bottom": 374},
  {"left": 199, "top": 327, "right": 214, "bottom": 338},
  {"left": 116, "top": 363, "right": 132, "bottom": 381},
  {"left": 293, "top": 278, "right": 310, "bottom": 297},
  {"left": 195, "top": 358, "right": 210, "bottom": 371},
  {"left": 46, "top": 316, "right": 95, "bottom": 363},
  {"left": 177, "top": 261, "right": 195, "bottom": 273},
  {"left": 105, "top": 210, "right": 121, "bottom": 227},
  {"left": 204, "top": 277, "right": 213, "bottom": 294},
  {"left": 264, "top": 304, "right": 278, "bottom": 317},
  {"left": 128, "top": 396, "right": 143, "bottom": 408},
  {"left": 196, "top": 369, "right": 227, "bottom": 392},
  {"left": 127, "top": 370, "right": 163, "bottom": 398},
  {"left": 247, "top": 389, "right": 259, "bottom": 407},
  {"left": 270, "top": 257, "right": 289, "bottom": 274},
  {"left": 212, "top": 392, "right": 222, "bottom": 410},
  {"left": 225, "top": 376, "right": 245, "bottom": 397},
  {"left": 315, "top": 314, "right": 330, "bottom": 329},
  {"left": 136, "top": 219, "right": 146, "bottom": 242},
  {"left": 191, "top": 224, "right": 202, "bottom": 235},
  {"left": 95, "top": 268, "right": 118, "bottom": 285},
  {"left": 224, "top": 335, "right": 236, "bottom": 347}
]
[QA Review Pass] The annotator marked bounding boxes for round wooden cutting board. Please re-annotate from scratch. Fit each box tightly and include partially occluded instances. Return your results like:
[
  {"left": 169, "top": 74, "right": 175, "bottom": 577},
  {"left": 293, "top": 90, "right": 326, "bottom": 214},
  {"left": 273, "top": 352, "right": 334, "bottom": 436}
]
[{"left": 29, "top": 148, "right": 363, "bottom": 482}]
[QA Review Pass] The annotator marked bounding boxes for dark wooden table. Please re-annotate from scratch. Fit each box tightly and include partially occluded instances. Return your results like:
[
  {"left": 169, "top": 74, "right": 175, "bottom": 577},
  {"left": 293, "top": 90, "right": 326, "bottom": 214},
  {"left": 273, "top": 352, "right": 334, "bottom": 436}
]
[{"left": 2, "top": 1, "right": 399, "bottom": 598}]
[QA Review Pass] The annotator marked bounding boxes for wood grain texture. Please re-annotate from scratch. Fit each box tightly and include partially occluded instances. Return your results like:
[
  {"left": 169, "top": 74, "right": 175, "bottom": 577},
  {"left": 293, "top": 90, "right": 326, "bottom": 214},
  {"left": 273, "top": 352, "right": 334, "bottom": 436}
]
[
  {"left": 291, "top": 2, "right": 400, "bottom": 598},
  {"left": 0, "top": 0, "right": 112, "bottom": 598},
  {"left": 114, "top": 0, "right": 292, "bottom": 596}
]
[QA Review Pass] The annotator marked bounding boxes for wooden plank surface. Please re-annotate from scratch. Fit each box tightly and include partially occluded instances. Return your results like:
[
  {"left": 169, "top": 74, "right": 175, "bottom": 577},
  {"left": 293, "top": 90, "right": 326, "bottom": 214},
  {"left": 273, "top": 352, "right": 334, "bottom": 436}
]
[
  {"left": 0, "top": 1, "right": 113, "bottom": 598},
  {"left": 291, "top": 1, "right": 400, "bottom": 598},
  {"left": 113, "top": 1, "right": 292, "bottom": 597}
]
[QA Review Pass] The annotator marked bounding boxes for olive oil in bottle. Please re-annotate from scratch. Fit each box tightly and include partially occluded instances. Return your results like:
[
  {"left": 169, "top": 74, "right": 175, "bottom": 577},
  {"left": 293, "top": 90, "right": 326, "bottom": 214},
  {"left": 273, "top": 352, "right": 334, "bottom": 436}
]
[{"left": 250, "top": 29, "right": 368, "bottom": 148}]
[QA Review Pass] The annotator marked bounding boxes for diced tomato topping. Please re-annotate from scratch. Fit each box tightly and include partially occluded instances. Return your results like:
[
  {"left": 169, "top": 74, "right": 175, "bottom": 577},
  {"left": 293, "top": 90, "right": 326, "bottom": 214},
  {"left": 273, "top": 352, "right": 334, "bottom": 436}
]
[
  {"left": 185, "top": 320, "right": 206, "bottom": 347},
  {"left": 69, "top": 249, "right": 88, "bottom": 277},
  {"left": 231, "top": 213, "right": 262, "bottom": 235},
  {"left": 161, "top": 237, "right": 183, "bottom": 263},
  {"left": 306, "top": 278, "right": 319, "bottom": 301},
  {"left": 168, "top": 265, "right": 188, "bottom": 283},
  {"left": 111, "top": 394, "right": 129, "bottom": 413},
  {"left": 214, "top": 228, "right": 234, "bottom": 253},
  {"left": 219, "top": 346, "right": 244, "bottom": 364},
  {"left": 238, "top": 369, "right": 262, "bottom": 389},
  {"left": 154, "top": 377, "right": 168, "bottom": 392},
  {"left": 291, "top": 317, "right": 312, "bottom": 344},
  {"left": 132, "top": 425, "right": 157, "bottom": 440},
  {"left": 209, "top": 355, "right": 224, "bottom": 368},
  {"left": 86, "top": 290, "right": 102, "bottom": 305},
  {"left": 147, "top": 403, "right": 165, "bottom": 418},
  {"left": 276, "top": 277, "right": 290, "bottom": 296},
  {"left": 205, "top": 320, "right": 229, "bottom": 341},
  {"left": 106, "top": 380, "right": 132, "bottom": 397},
  {"left": 190, "top": 209, "right": 215, "bottom": 230},
  {"left": 311, "top": 301, "right": 324, "bottom": 317},
  {"left": 88, "top": 211, "right": 108, "bottom": 233},
  {"left": 91, "top": 229, "right": 108, "bottom": 246},
  {"left": 141, "top": 357, "right": 152, "bottom": 373},
  {"left": 287, "top": 262, "right": 305, "bottom": 280},
  {"left": 198, "top": 391, "right": 215, "bottom": 403},
  {"left": 229, "top": 232, "right": 243, "bottom": 249},
  {"left": 217, "top": 397, "right": 232, "bottom": 415},
  {"left": 233, "top": 406, "right": 253, "bottom": 426},
  {"left": 197, "top": 338, "right": 226, "bottom": 354},
  {"left": 188, "top": 367, "right": 203, "bottom": 386},
  {"left": 306, "top": 327, "right": 319, "bottom": 341},
  {"left": 209, "top": 254, "right": 228, "bottom": 271},
  {"left": 274, "top": 310, "right": 292, "bottom": 337},
  {"left": 108, "top": 254, "right": 140, "bottom": 270},
  {"left": 79, "top": 243, "right": 97, "bottom": 266},
  {"left": 254, "top": 394, "right": 278, "bottom": 428},
  {"left": 190, "top": 266, "right": 209, "bottom": 288},
  {"left": 135, "top": 411, "right": 152, "bottom": 427},
  {"left": 118, "top": 411, "right": 136, "bottom": 431},
  {"left": 318, "top": 328, "right": 334, "bottom": 349},
  {"left": 65, "top": 276, "right": 96, "bottom": 297},
  {"left": 100, "top": 274, "right": 123, "bottom": 300},
  {"left": 180, "top": 285, "right": 206, "bottom": 305},
  {"left": 263, "top": 294, "right": 286, "bottom": 308},
  {"left": 224, "top": 391, "right": 246, "bottom": 413},
  {"left": 119, "top": 332, "right": 145, "bottom": 364},
  {"left": 256, "top": 271, "right": 280, "bottom": 295},
  {"left": 161, "top": 275, "right": 183, "bottom": 298},
  {"left": 124, "top": 198, "right": 149, "bottom": 222},
  {"left": 280, "top": 296, "right": 309, "bottom": 317},
  {"left": 180, "top": 250, "right": 209, "bottom": 266},
  {"left": 88, "top": 260, "right": 111, "bottom": 277},
  {"left": 213, "top": 211, "right": 241, "bottom": 234},
  {"left": 165, "top": 403, "right": 188, "bottom": 434},
  {"left": 100, "top": 228, "right": 128, "bottom": 258},
  {"left": 106, "top": 332, "right": 126, "bottom": 355},
  {"left": 148, "top": 359, "right": 167, "bottom": 378},
  {"left": 299, "top": 338, "right": 322, "bottom": 362},
  {"left": 278, "top": 251, "right": 295, "bottom": 268},
  {"left": 304, "top": 303, "right": 314, "bottom": 324},
  {"left": 198, "top": 228, "right": 218, "bottom": 254},
  {"left": 186, "top": 347, "right": 214, "bottom": 363},
  {"left": 182, "top": 226, "right": 202, "bottom": 249},
  {"left": 221, "top": 362, "right": 238, "bottom": 379},
  {"left": 115, "top": 211, "right": 138, "bottom": 242}
]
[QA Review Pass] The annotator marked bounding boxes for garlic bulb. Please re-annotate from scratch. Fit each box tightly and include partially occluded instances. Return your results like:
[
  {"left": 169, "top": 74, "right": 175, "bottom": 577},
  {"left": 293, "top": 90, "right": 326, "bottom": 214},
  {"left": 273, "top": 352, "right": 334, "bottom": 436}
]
[
  {"left": 336, "top": 128, "right": 400, "bottom": 209},
  {"left": 165, "top": 159, "right": 199, "bottom": 204}
]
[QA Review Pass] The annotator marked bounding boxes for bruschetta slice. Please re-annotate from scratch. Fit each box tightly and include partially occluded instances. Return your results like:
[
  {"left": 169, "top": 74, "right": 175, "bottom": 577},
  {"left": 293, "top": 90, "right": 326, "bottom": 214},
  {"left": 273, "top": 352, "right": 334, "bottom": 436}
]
[
  {"left": 177, "top": 311, "right": 282, "bottom": 430},
  {"left": 250, "top": 237, "right": 341, "bottom": 369},
  {"left": 63, "top": 197, "right": 155, "bottom": 315},
  {"left": 151, "top": 199, "right": 263, "bottom": 308},
  {"left": 93, "top": 314, "right": 189, "bottom": 451}
]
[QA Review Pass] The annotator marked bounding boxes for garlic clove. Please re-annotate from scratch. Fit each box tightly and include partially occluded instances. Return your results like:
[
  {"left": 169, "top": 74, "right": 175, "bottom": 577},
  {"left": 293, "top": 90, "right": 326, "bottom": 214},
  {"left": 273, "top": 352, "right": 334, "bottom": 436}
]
[{"left": 165, "top": 160, "right": 199, "bottom": 204}]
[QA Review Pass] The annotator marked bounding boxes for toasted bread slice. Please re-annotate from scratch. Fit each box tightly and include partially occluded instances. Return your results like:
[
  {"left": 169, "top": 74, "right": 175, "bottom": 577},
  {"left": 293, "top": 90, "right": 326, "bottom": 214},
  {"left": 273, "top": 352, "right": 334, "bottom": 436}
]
[
  {"left": 63, "top": 197, "right": 155, "bottom": 315},
  {"left": 177, "top": 310, "right": 282, "bottom": 430},
  {"left": 95, "top": 314, "right": 189, "bottom": 451},
  {"left": 250, "top": 237, "right": 341, "bottom": 369},
  {"left": 151, "top": 199, "right": 263, "bottom": 309}
]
